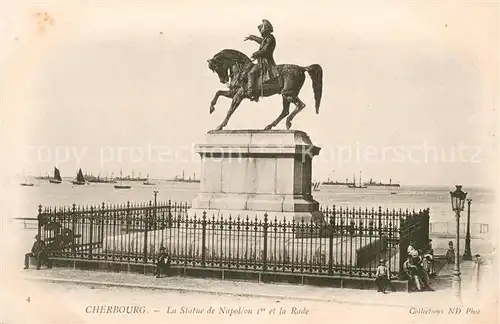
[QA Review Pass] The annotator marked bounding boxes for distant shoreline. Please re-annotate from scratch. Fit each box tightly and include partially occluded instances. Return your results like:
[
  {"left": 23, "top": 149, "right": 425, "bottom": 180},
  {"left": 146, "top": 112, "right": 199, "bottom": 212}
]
[{"left": 10, "top": 175, "right": 497, "bottom": 192}]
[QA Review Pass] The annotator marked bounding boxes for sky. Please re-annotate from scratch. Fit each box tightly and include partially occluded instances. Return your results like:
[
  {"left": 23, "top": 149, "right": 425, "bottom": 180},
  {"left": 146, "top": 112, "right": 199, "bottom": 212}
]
[{"left": 0, "top": 0, "right": 498, "bottom": 187}]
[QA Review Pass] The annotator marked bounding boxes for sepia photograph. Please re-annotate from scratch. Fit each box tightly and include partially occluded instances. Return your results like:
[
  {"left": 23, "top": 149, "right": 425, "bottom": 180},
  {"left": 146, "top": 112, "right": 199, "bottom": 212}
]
[{"left": 0, "top": 1, "right": 498, "bottom": 323}]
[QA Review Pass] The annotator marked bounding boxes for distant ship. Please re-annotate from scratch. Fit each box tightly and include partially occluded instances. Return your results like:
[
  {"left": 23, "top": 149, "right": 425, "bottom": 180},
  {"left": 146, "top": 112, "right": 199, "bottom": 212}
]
[
  {"left": 322, "top": 177, "right": 354, "bottom": 186},
  {"left": 88, "top": 173, "right": 117, "bottom": 184},
  {"left": 49, "top": 167, "right": 62, "bottom": 184},
  {"left": 20, "top": 178, "right": 34, "bottom": 187},
  {"left": 312, "top": 181, "right": 321, "bottom": 191},
  {"left": 72, "top": 169, "right": 86, "bottom": 185},
  {"left": 143, "top": 174, "right": 156, "bottom": 186},
  {"left": 34, "top": 173, "right": 50, "bottom": 180},
  {"left": 83, "top": 173, "right": 97, "bottom": 182},
  {"left": 347, "top": 172, "right": 367, "bottom": 189},
  {"left": 364, "top": 178, "right": 401, "bottom": 188},
  {"left": 115, "top": 170, "right": 147, "bottom": 182},
  {"left": 169, "top": 170, "right": 200, "bottom": 183},
  {"left": 114, "top": 183, "right": 131, "bottom": 189},
  {"left": 20, "top": 170, "right": 34, "bottom": 186},
  {"left": 114, "top": 170, "right": 131, "bottom": 189}
]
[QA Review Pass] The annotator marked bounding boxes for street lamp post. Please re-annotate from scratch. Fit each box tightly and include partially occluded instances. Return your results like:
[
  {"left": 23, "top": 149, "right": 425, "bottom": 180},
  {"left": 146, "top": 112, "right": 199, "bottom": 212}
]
[
  {"left": 449, "top": 185, "right": 468, "bottom": 281},
  {"left": 463, "top": 199, "right": 472, "bottom": 260}
]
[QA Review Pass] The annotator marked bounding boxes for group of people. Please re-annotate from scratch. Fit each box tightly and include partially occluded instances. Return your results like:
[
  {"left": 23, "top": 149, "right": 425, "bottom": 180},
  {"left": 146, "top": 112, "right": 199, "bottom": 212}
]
[
  {"left": 25, "top": 232, "right": 172, "bottom": 277},
  {"left": 403, "top": 239, "right": 435, "bottom": 291},
  {"left": 374, "top": 238, "right": 437, "bottom": 293}
]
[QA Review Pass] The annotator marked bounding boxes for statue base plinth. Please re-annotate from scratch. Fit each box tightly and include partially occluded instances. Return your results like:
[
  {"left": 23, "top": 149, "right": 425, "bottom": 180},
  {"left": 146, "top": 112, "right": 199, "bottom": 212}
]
[{"left": 190, "top": 130, "right": 324, "bottom": 222}]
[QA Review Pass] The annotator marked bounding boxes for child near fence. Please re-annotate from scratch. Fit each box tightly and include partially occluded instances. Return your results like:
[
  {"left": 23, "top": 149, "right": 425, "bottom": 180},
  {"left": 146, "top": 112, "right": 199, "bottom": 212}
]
[{"left": 375, "top": 259, "right": 389, "bottom": 293}]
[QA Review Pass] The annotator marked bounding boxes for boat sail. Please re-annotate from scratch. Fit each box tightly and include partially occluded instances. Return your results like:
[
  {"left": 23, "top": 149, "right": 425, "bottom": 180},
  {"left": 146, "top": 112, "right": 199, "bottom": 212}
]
[
  {"left": 49, "top": 167, "right": 62, "bottom": 184},
  {"left": 72, "top": 168, "right": 86, "bottom": 185}
]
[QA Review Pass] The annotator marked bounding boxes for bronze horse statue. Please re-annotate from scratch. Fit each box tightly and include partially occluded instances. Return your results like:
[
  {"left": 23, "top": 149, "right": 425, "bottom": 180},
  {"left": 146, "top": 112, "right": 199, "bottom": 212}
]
[{"left": 207, "top": 49, "right": 323, "bottom": 131}]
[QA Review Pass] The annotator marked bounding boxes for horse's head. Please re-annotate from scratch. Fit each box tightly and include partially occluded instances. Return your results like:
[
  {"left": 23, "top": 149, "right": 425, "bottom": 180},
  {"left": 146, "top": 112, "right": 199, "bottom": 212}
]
[
  {"left": 207, "top": 57, "right": 230, "bottom": 84},
  {"left": 208, "top": 49, "right": 252, "bottom": 86}
]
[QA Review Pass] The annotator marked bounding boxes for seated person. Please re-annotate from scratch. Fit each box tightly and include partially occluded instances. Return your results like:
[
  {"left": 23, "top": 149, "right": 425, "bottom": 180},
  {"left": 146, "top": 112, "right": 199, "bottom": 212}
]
[
  {"left": 423, "top": 239, "right": 435, "bottom": 277},
  {"left": 412, "top": 252, "right": 434, "bottom": 291},
  {"left": 24, "top": 234, "right": 51, "bottom": 270},
  {"left": 403, "top": 256, "right": 423, "bottom": 291},
  {"left": 422, "top": 255, "right": 435, "bottom": 277},
  {"left": 407, "top": 241, "right": 417, "bottom": 255},
  {"left": 154, "top": 247, "right": 171, "bottom": 278},
  {"left": 424, "top": 239, "right": 434, "bottom": 255}
]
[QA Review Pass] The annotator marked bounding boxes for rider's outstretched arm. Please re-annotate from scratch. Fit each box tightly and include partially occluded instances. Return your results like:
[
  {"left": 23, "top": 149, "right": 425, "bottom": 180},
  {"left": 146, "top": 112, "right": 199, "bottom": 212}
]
[
  {"left": 245, "top": 35, "right": 263, "bottom": 44},
  {"left": 251, "top": 36, "right": 272, "bottom": 59}
]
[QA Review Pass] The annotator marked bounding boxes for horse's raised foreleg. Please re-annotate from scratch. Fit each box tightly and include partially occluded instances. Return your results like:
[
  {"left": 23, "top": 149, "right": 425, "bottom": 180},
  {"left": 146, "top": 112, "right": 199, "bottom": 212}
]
[
  {"left": 210, "top": 90, "right": 234, "bottom": 114},
  {"left": 215, "top": 90, "right": 244, "bottom": 131},
  {"left": 285, "top": 97, "right": 306, "bottom": 130},
  {"left": 264, "top": 97, "right": 291, "bottom": 130}
]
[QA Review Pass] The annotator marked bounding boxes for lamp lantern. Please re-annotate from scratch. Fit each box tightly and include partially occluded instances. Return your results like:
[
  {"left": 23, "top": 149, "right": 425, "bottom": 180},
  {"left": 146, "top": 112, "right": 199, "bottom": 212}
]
[{"left": 450, "top": 185, "right": 467, "bottom": 212}]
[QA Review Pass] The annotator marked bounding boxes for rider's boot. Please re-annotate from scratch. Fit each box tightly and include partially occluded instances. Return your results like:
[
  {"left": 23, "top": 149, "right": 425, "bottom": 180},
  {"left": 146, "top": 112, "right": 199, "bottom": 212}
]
[{"left": 247, "top": 79, "right": 259, "bottom": 102}]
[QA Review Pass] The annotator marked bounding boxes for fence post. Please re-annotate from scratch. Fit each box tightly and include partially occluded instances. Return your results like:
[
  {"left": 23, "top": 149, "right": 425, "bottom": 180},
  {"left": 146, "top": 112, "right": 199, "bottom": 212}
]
[
  {"left": 202, "top": 211, "right": 207, "bottom": 267},
  {"left": 328, "top": 206, "right": 335, "bottom": 275},
  {"left": 398, "top": 217, "right": 407, "bottom": 279},
  {"left": 143, "top": 201, "right": 151, "bottom": 264},
  {"left": 100, "top": 202, "right": 105, "bottom": 242},
  {"left": 424, "top": 208, "right": 430, "bottom": 244},
  {"left": 378, "top": 206, "right": 383, "bottom": 237},
  {"left": 72, "top": 204, "right": 77, "bottom": 257},
  {"left": 263, "top": 212, "right": 268, "bottom": 271},
  {"left": 167, "top": 200, "right": 172, "bottom": 227},
  {"left": 89, "top": 206, "right": 94, "bottom": 260},
  {"left": 37, "top": 205, "right": 42, "bottom": 238}
]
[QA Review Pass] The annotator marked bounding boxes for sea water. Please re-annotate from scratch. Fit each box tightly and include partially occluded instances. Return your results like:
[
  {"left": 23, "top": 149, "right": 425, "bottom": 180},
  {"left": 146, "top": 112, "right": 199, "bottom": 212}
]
[
  {"left": 6, "top": 179, "right": 496, "bottom": 223},
  {"left": 2, "top": 178, "right": 496, "bottom": 258}
]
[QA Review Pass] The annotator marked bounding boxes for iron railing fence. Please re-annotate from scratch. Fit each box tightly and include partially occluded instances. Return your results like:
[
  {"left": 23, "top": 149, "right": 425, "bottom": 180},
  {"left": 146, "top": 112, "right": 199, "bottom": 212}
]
[{"left": 37, "top": 201, "right": 430, "bottom": 279}]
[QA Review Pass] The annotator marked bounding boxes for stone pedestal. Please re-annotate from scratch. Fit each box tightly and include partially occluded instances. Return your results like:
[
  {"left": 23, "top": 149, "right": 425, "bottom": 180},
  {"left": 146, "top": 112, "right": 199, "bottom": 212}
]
[{"left": 190, "top": 130, "right": 324, "bottom": 222}]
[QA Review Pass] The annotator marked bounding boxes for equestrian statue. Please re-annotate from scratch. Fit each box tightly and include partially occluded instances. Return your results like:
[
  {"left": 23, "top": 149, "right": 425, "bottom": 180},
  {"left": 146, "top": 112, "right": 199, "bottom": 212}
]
[{"left": 207, "top": 19, "right": 323, "bottom": 131}]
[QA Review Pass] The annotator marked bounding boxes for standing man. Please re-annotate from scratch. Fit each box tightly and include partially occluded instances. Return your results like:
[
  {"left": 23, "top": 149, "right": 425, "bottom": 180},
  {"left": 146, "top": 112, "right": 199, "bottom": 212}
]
[
  {"left": 244, "top": 19, "right": 277, "bottom": 101},
  {"left": 24, "top": 234, "right": 50, "bottom": 270}
]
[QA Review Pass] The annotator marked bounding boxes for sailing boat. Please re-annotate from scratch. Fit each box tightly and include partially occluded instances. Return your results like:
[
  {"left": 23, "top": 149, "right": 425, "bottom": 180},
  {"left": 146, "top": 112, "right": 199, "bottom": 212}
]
[
  {"left": 143, "top": 174, "right": 155, "bottom": 186},
  {"left": 114, "top": 170, "right": 131, "bottom": 189},
  {"left": 72, "top": 168, "right": 86, "bottom": 185},
  {"left": 49, "top": 167, "right": 62, "bottom": 184},
  {"left": 347, "top": 171, "right": 367, "bottom": 189},
  {"left": 312, "top": 181, "right": 321, "bottom": 191},
  {"left": 20, "top": 175, "right": 34, "bottom": 186},
  {"left": 19, "top": 170, "right": 34, "bottom": 186}
]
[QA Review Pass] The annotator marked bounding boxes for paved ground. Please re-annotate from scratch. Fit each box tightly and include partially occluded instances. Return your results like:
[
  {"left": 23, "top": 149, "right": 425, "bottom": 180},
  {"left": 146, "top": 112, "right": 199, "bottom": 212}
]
[
  {"left": 1, "top": 256, "right": 497, "bottom": 324},
  {"left": 3, "top": 222, "right": 497, "bottom": 323}
]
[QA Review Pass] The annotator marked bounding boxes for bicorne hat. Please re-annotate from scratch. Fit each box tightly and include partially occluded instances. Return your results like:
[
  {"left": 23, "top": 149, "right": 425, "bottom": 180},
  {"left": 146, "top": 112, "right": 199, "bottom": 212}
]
[{"left": 258, "top": 19, "right": 274, "bottom": 34}]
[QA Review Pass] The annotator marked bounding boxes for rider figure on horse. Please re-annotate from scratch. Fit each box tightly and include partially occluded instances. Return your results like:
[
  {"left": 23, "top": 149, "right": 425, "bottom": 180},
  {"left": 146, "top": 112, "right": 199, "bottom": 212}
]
[{"left": 244, "top": 19, "right": 277, "bottom": 102}]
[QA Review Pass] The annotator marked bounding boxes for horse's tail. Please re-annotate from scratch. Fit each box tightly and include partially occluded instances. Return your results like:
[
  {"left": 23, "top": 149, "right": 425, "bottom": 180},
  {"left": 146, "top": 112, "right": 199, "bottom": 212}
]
[{"left": 305, "top": 64, "right": 323, "bottom": 114}]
